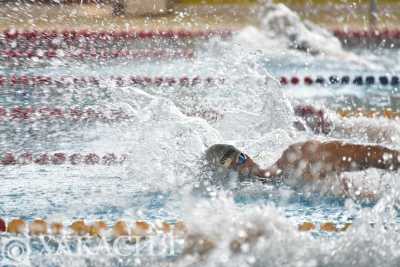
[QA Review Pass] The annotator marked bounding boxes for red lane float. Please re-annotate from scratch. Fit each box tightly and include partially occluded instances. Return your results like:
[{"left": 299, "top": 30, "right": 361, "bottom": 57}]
[
  {"left": 333, "top": 29, "right": 400, "bottom": 40},
  {"left": 0, "top": 107, "right": 130, "bottom": 121},
  {"left": 294, "top": 105, "right": 331, "bottom": 134},
  {"left": 2, "top": 29, "right": 400, "bottom": 43},
  {"left": 333, "top": 29, "right": 400, "bottom": 47},
  {"left": 0, "top": 75, "right": 225, "bottom": 87},
  {"left": 0, "top": 49, "right": 194, "bottom": 60},
  {"left": 0, "top": 29, "right": 233, "bottom": 42},
  {"left": 0, "top": 152, "right": 128, "bottom": 166},
  {"left": 0, "top": 218, "right": 5, "bottom": 232}
]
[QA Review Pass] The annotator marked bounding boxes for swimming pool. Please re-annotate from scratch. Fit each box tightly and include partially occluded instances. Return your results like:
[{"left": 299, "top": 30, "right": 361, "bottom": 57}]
[{"left": 1, "top": 3, "right": 400, "bottom": 267}]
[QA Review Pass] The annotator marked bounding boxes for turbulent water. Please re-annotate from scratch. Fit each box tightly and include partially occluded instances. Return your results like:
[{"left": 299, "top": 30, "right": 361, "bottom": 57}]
[{"left": 1, "top": 2, "right": 400, "bottom": 267}]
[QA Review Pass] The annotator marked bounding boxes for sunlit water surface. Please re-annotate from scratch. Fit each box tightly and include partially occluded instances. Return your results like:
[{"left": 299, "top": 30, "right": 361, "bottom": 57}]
[{"left": 1, "top": 4, "right": 400, "bottom": 267}]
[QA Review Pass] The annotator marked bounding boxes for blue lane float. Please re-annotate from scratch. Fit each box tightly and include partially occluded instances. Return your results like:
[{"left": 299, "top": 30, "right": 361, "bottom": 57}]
[{"left": 280, "top": 75, "right": 400, "bottom": 87}]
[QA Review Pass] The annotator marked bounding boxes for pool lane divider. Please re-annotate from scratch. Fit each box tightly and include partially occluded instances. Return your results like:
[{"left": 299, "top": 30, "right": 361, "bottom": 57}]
[
  {"left": 0, "top": 75, "right": 225, "bottom": 87},
  {"left": 0, "top": 29, "right": 233, "bottom": 43},
  {"left": 333, "top": 29, "right": 400, "bottom": 40},
  {"left": 0, "top": 75, "right": 399, "bottom": 87},
  {"left": 0, "top": 49, "right": 194, "bottom": 60},
  {"left": 297, "top": 105, "right": 400, "bottom": 120},
  {"left": 280, "top": 75, "right": 400, "bottom": 87},
  {"left": 0, "top": 105, "right": 398, "bottom": 126},
  {"left": 0, "top": 218, "right": 354, "bottom": 237},
  {"left": 338, "top": 109, "right": 400, "bottom": 119},
  {"left": 0, "top": 218, "right": 180, "bottom": 237},
  {"left": 333, "top": 29, "right": 400, "bottom": 48},
  {"left": 0, "top": 107, "right": 130, "bottom": 121},
  {"left": 0, "top": 152, "right": 128, "bottom": 166},
  {"left": 1, "top": 29, "right": 399, "bottom": 43}
]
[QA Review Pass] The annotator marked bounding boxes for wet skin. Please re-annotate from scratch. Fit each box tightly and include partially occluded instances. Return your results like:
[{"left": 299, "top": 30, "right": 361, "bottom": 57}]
[{"left": 206, "top": 141, "right": 400, "bottom": 184}]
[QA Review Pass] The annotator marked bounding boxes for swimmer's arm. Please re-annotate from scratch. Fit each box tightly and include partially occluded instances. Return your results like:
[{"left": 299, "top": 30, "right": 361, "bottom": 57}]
[{"left": 329, "top": 143, "right": 400, "bottom": 172}]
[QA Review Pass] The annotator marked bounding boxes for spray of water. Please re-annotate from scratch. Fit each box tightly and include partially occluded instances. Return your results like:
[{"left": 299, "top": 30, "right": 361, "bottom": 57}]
[{"left": 1, "top": 2, "right": 400, "bottom": 267}]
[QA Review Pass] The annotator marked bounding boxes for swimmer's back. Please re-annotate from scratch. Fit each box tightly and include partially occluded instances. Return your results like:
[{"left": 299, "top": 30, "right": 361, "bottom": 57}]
[{"left": 275, "top": 140, "right": 400, "bottom": 180}]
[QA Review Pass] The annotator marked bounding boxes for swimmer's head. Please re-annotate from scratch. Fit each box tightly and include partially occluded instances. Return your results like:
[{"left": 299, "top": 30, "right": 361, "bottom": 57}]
[{"left": 205, "top": 144, "right": 261, "bottom": 177}]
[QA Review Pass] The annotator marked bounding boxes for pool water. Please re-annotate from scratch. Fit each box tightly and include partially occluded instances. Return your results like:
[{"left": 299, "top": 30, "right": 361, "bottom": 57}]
[{"left": 1, "top": 3, "right": 400, "bottom": 267}]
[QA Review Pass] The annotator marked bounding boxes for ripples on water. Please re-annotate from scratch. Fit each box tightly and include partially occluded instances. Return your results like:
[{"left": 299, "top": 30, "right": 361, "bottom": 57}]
[{"left": 1, "top": 3, "right": 400, "bottom": 266}]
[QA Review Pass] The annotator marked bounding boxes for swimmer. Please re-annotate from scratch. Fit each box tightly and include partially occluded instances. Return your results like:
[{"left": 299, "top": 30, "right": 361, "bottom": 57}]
[{"left": 206, "top": 141, "right": 400, "bottom": 198}]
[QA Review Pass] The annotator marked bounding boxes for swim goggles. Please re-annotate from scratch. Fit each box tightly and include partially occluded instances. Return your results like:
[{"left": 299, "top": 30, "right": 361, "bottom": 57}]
[
  {"left": 220, "top": 149, "right": 247, "bottom": 169},
  {"left": 237, "top": 153, "right": 247, "bottom": 166}
]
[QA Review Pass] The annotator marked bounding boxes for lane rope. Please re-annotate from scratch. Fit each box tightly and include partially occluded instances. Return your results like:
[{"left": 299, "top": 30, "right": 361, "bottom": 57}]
[
  {"left": 280, "top": 75, "right": 400, "bottom": 87},
  {"left": 1, "top": 219, "right": 178, "bottom": 237},
  {"left": 1, "top": 29, "right": 400, "bottom": 44},
  {"left": 0, "top": 218, "right": 354, "bottom": 237},
  {"left": 333, "top": 29, "right": 400, "bottom": 40},
  {"left": 296, "top": 105, "right": 400, "bottom": 121},
  {"left": 338, "top": 108, "right": 400, "bottom": 119},
  {"left": 0, "top": 107, "right": 130, "bottom": 121},
  {"left": 0, "top": 75, "right": 225, "bottom": 87},
  {"left": 0, "top": 152, "right": 128, "bottom": 165},
  {"left": 0, "top": 29, "right": 233, "bottom": 43},
  {"left": 0, "top": 49, "right": 194, "bottom": 60},
  {"left": 0, "top": 106, "right": 397, "bottom": 126},
  {"left": 0, "top": 75, "right": 399, "bottom": 87}
]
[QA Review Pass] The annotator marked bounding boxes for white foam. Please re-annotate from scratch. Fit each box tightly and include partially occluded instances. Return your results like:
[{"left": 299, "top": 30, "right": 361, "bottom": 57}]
[
  {"left": 175, "top": 193, "right": 400, "bottom": 267},
  {"left": 234, "top": 3, "right": 379, "bottom": 69},
  {"left": 330, "top": 114, "right": 400, "bottom": 145},
  {"left": 2, "top": 3, "right": 400, "bottom": 267}
]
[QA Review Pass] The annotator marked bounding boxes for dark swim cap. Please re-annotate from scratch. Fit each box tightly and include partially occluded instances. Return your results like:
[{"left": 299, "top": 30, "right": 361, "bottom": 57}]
[{"left": 205, "top": 144, "right": 241, "bottom": 168}]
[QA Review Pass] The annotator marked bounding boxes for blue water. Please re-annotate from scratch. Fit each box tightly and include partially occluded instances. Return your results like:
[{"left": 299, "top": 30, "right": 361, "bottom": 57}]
[
  {"left": 0, "top": 47, "right": 398, "bottom": 219},
  {"left": 1, "top": 28, "right": 400, "bottom": 266}
]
